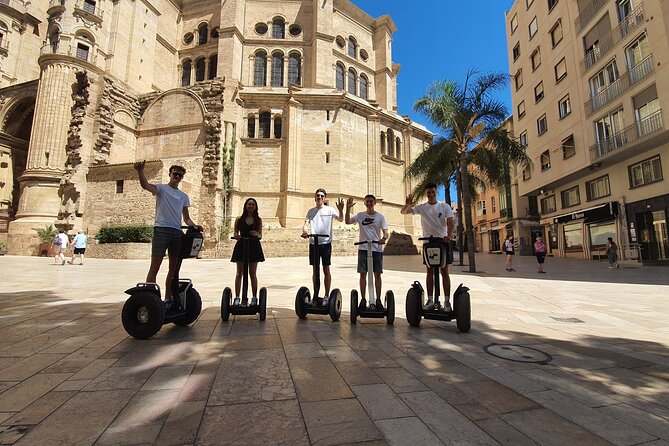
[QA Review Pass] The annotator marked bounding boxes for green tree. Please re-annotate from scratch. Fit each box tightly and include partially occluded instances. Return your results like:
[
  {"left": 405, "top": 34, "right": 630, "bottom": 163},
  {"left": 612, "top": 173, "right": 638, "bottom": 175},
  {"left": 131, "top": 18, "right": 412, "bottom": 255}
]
[{"left": 411, "top": 70, "right": 530, "bottom": 272}]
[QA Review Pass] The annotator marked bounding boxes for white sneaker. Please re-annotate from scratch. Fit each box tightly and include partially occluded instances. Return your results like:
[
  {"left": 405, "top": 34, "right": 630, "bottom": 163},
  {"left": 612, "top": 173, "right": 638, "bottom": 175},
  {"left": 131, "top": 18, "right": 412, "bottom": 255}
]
[
  {"left": 251, "top": 297, "right": 258, "bottom": 306},
  {"left": 233, "top": 297, "right": 241, "bottom": 306},
  {"left": 608, "top": 266, "right": 614, "bottom": 269},
  {"left": 442, "top": 301, "right": 452, "bottom": 312},
  {"left": 424, "top": 299, "right": 434, "bottom": 310}
]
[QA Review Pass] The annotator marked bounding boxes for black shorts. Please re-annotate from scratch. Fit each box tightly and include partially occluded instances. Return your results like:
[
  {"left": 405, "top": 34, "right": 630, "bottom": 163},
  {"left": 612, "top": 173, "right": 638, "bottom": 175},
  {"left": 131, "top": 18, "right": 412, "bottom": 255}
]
[
  {"left": 151, "top": 227, "right": 184, "bottom": 257},
  {"left": 536, "top": 253, "right": 546, "bottom": 264},
  {"left": 422, "top": 241, "right": 453, "bottom": 266},
  {"left": 357, "top": 250, "right": 383, "bottom": 273},
  {"left": 309, "top": 242, "right": 332, "bottom": 266},
  {"left": 74, "top": 247, "right": 86, "bottom": 255}
]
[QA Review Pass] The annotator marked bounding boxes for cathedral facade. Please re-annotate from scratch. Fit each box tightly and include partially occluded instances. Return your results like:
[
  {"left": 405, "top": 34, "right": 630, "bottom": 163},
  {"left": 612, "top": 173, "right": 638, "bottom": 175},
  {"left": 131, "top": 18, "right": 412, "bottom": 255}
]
[{"left": 0, "top": 0, "right": 432, "bottom": 255}]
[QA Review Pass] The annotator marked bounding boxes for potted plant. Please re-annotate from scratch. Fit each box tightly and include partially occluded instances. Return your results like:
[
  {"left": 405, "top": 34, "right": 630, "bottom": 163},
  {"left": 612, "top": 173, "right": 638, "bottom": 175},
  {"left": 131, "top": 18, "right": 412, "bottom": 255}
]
[
  {"left": 0, "top": 241, "right": 7, "bottom": 255},
  {"left": 33, "top": 224, "right": 58, "bottom": 256}
]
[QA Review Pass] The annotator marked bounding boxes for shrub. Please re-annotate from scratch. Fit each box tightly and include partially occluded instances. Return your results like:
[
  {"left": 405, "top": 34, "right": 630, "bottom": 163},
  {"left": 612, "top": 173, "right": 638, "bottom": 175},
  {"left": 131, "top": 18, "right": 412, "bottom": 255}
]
[
  {"left": 33, "top": 225, "right": 59, "bottom": 243},
  {"left": 0, "top": 241, "right": 7, "bottom": 251},
  {"left": 95, "top": 225, "right": 154, "bottom": 244}
]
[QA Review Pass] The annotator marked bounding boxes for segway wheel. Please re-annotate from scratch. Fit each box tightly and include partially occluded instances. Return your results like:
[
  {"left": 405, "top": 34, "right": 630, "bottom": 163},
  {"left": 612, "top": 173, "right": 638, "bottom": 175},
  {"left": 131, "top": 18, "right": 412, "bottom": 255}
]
[
  {"left": 259, "top": 287, "right": 268, "bottom": 321},
  {"left": 405, "top": 287, "right": 422, "bottom": 327},
  {"left": 122, "top": 292, "right": 165, "bottom": 339},
  {"left": 350, "top": 290, "right": 358, "bottom": 324},
  {"left": 295, "top": 286, "right": 310, "bottom": 319},
  {"left": 329, "top": 288, "right": 342, "bottom": 322},
  {"left": 454, "top": 284, "right": 471, "bottom": 333},
  {"left": 172, "top": 287, "right": 202, "bottom": 326},
  {"left": 221, "top": 287, "right": 232, "bottom": 322},
  {"left": 385, "top": 290, "right": 395, "bottom": 326}
]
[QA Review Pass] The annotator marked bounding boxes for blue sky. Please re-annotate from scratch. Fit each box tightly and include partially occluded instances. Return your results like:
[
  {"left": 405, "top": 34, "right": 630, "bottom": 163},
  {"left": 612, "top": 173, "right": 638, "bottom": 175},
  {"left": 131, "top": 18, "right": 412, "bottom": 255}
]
[{"left": 351, "top": 0, "right": 516, "bottom": 200}]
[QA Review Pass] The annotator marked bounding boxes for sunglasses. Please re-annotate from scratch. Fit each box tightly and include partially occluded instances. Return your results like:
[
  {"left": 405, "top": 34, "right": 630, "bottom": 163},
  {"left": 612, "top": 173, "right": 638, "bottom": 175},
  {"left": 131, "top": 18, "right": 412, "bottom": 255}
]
[{"left": 171, "top": 172, "right": 184, "bottom": 178}]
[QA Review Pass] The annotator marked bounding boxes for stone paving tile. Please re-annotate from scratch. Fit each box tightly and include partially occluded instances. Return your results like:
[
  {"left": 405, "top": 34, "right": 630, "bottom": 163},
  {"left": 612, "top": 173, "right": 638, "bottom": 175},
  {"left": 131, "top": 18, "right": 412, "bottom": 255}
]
[
  {"left": 478, "top": 367, "right": 548, "bottom": 395},
  {"left": 284, "top": 342, "right": 327, "bottom": 360},
  {"left": 0, "top": 425, "right": 30, "bottom": 444},
  {"left": 83, "top": 366, "right": 154, "bottom": 391},
  {"left": 324, "top": 346, "right": 363, "bottom": 363},
  {"left": 290, "top": 357, "right": 354, "bottom": 402},
  {"left": 474, "top": 417, "right": 539, "bottom": 446},
  {"left": 521, "top": 369, "right": 620, "bottom": 407},
  {"left": 400, "top": 391, "right": 498, "bottom": 445},
  {"left": 228, "top": 318, "right": 278, "bottom": 336},
  {"left": 5, "top": 390, "right": 76, "bottom": 426},
  {"left": 141, "top": 365, "right": 194, "bottom": 391},
  {"left": 0, "top": 353, "right": 65, "bottom": 381},
  {"left": 312, "top": 330, "right": 348, "bottom": 347},
  {"left": 196, "top": 400, "right": 309, "bottom": 445},
  {"left": 374, "top": 416, "right": 443, "bottom": 446},
  {"left": 459, "top": 379, "right": 541, "bottom": 414},
  {"left": 209, "top": 348, "right": 295, "bottom": 405},
  {"left": 42, "top": 347, "right": 110, "bottom": 374},
  {"left": 0, "top": 373, "right": 71, "bottom": 412},
  {"left": 277, "top": 324, "right": 318, "bottom": 344},
  {"left": 417, "top": 375, "right": 477, "bottom": 406},
  {"left": 68, "top": 359, "right": 118, "bottom": 381},
  {"left": 334, "top": 362, "right": 384, "bottom": 387},
  {"left": 454, "top": 402, "right": 497, "bottom": 421},
  {"left": 154, "top": 400, "right": 206, "bottom": 446},
  {"left": 0, "top": 381, "right": 18, "bottom": 394},
  {"left": 222, "top": 334, "right": 283, "bottom": 351},
  {"left": 177, "top": 358, "right": 220, "bottom": 402},
  {"left": 54, "top": 379, "right": 91, "bottom": 391},
  {"left": 355, "top": 349, "right": 397, "bottom": 368},
  {"left": 350, "top": 384, "right": 413, "bottom": 420},
  {"left": 301, "top": 398, "right": 383, "bottom": 446},
  {"left": 373, "top": 367, "right": 429, "bottom": 393},
  {"left": 597, "top": 403, "right": 669, "bottom": 441},
  {"left": 430, "top": 359, "right": 490, "bottom": 383}
]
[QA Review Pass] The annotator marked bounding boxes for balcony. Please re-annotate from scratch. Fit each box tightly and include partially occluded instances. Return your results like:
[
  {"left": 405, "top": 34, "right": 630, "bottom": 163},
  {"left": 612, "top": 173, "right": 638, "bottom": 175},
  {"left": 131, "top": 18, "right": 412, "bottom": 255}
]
[
  {"left": 590, "top": 110, "right": 664, "bottom": 162},
  {"left": 575, "top": 0, "right": 608, "bottom": 34},
  {"left": 581, "top": 4, "right": 644, "bottom": 73},
  {"left": 46, "top": 0, "right": 65, "bottom": 16},
  {"left": 499, "top": 207, "right": 513, "bottom": 220},
  {"left": 40, "top": 42, "right": 97, "bottom": 64},
  {"left": 73, "top": 0, "right": 103, "bottom": 25},
  {"left": 585, "top": 55, "right": 654, "bottom": 116},
  {"left": 0, "top": 37, "right": 8, "bottom": 56}
]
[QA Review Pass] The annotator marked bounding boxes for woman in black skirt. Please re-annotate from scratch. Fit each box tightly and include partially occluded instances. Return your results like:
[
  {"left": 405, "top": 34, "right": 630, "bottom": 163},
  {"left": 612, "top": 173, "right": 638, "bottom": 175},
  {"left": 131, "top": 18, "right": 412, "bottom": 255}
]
[{"left": 231, "top": 198, "right": 265, "bottom": 305}]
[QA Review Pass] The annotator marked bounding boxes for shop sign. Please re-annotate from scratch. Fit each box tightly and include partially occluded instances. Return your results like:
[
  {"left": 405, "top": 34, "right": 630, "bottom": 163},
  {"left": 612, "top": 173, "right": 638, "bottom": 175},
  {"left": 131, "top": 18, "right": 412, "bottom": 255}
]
[{"left": 553, "top": 202, "right": 618, "bottom": 224}]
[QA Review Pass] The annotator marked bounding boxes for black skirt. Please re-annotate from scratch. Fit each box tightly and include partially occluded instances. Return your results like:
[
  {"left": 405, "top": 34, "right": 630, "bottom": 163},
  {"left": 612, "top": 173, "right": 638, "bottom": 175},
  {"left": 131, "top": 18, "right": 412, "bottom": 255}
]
[{"left": 231, "top": 238, "right": 265, "bottom": 263}]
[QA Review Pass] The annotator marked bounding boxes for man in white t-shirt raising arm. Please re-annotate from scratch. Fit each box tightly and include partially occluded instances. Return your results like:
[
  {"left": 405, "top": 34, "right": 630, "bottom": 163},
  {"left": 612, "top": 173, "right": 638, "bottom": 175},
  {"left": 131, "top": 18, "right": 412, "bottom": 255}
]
[
  {"left": 301, "top": 188, "right": 344, "bottom": 305},
  {"left": 134, "top": 161, "right": 200, "bottom": 304},
  {"left": 345, "top": 195, "right": 389, "bottom": 310},
  {"left": 401, "top": 182, "right": 455, "bottom": 311}
]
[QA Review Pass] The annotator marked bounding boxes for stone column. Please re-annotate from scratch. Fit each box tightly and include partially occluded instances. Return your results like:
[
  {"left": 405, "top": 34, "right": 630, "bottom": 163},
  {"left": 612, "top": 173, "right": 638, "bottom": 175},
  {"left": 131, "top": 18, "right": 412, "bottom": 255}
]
[
  {"left": 281, "top": 97, "right": 303, "bottom": 227},
  {"left": 283, "top": 56, "right": 289, "bottom": 86}
]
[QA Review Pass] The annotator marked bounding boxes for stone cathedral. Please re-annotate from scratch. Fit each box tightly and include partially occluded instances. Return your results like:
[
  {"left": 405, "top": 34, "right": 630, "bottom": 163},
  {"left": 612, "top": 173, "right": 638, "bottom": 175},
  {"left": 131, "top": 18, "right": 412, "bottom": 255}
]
[{"left": 0, "top": 0, "right": 432, "bottom": 255}]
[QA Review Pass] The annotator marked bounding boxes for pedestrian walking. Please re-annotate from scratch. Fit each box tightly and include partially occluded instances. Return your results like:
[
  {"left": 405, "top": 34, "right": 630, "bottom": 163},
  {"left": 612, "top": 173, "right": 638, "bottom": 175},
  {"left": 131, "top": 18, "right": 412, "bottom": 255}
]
[
  {"left": 504, "top": 234, "right": 515, "bottom": 271},
  {"left": 52, "top": 229, "right": 69, "bottom": 265},
  {"left": 534, "top": 236, "right": 547, "bottom": 273},
  {"left": 606, "top": 237, "right": 619, "bottom": 269},
  {"left": 70, "top": 230, "right": 87, "bottom": 265}
]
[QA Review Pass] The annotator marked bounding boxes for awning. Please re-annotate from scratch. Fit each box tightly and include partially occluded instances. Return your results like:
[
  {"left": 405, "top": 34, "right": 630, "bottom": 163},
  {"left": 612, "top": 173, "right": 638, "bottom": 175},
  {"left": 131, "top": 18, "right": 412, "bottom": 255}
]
[{"left": 552, "top": 202, "right": 618, "bottom": 224}]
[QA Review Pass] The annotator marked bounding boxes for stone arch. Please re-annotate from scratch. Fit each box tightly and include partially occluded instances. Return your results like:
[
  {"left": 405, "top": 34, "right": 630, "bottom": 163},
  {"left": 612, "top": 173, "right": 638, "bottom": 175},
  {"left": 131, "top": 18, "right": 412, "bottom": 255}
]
[{"left": 108, "top": 109, "right": 137, "bottom": 164}]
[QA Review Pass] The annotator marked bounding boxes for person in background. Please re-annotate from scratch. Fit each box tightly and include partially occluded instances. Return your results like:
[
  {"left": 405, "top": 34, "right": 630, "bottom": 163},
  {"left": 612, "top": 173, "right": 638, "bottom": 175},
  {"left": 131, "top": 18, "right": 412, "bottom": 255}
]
[
  {"left": 70, "top": 230, "right": 88, "bottom": 265},
  {"left": 504, "top": 234, "right": 516, "bottom": 272},
  {"left": 53, "top": 229, "right": 69, "bottom": 265},
  {"left": 534, "top": 236, "right": 547, "bottom": 274},
  {"left": 606, "top": 237, "right": 619, "bottom": 269}
]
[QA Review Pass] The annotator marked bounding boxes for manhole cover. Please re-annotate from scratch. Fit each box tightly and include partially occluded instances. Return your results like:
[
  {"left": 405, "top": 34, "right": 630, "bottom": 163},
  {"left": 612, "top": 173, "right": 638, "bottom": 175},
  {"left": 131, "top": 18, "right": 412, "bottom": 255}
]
[
  {"left": 484, "top": 343, "right": 552, "bottom": 364},
  {"left": 550, "top": 317, "right": 584, "bottom": 323},
  {"left": 265, "top": 285, "right": 294, "bottom": 290}
]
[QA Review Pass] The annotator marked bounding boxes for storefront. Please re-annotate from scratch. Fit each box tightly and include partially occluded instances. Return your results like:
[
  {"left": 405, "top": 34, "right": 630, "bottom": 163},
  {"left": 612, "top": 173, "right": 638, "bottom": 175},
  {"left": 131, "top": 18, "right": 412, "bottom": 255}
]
[
  {"left": 625, "top": 194, "right": 669, "bottom": 264},
  {"left": 551, "top": 202, "right": 619, "bottom": 259}
]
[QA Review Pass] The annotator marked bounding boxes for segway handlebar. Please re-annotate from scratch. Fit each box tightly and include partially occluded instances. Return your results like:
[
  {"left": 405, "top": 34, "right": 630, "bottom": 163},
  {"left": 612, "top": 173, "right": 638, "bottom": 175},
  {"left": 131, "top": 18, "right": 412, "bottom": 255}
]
[
  {"left": 354, "top": 240, "right": 381, "bottom": 246},
  {"left": 419, "top": 235, "right": 447, "bottom": 242},
  {"left": 181, "top": 225, "right": 203, "bottom": 231}
]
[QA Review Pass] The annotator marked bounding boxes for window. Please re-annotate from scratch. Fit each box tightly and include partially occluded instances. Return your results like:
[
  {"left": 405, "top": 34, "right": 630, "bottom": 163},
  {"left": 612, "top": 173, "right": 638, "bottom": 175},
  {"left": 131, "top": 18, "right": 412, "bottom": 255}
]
[
  {"left": 326, "top": 131, "right": 330, "bottom": 145},
  {"left": 247, "top": 114, "right": 255, "bottom": 138},
  {"left": 513, "top": 43, "right": 521, "bottom": 61},
  {"left": 522, "top": 165, "right": 531, "bottom": 180},
  {"left": 289, "top": 25, "right": 302, "bottom": 36},
  {"left": 635, "top": 97, "right": 660, "bottom": 137},
  {"left": 395, "top": 137, "right": 402, "bottom": 159},
  {"left": 531, "top": 47, "right": 541, "bottom": 70},
  {"left": 359, "top": 74, "right": 369, "bottom": 100},
  {"left": 563, "top": 223, "right": 583, "bottom": 249},
  {"left": 259, "top": 111, "right": 271, "bottom": 138},
  {"left": 83, "top": 0, "right": 96, "bottom": 14},
  {"left": 562, "top": 134, "right": 575, "bottom": 159},
  {"left": 380, "top": 132, "right": 386, "bottom": 155},
  {"left": 211, "top": 27, "right": 219, "bottom": 39},
  {"left": 617, "top": 0, "right": 633, "bottom": 22},
  {"left": 595, "top": 109, "right": 624, "bottom": 150},
  {"left": 76, "top": 43, "right": 89, "bottom": 61},
  {"left": 541, "top": 195, "right": 556, "bottom": 213},
  {"left": 519, "top": 131, "right": 528, "bottom": 147},
  {"left": 209, "top": 54, "right": 218, "bottom": 79},
  {"left": 550, "top": 20, "right": 563, "bottom": 47},
  {"left": 538, "top": 113, "right": 548, "bottom": 134},
  {"left": 272, "top": 18, "right": 285, "bottom": 39},
  {"left": 255, "top": 23, "right": 268, "bottom": 35},
  {"left": 387, "top": 129, "right": 395, "bottom": 156},
  {"left": 554, "top": 58, "right": 567, "bottom": 82},
  {"left": 181, "top": 60, "right": 191, "bottom": 86},
  {"left": 288, "top": 52, "right": 301, "bottom": 85},
  {"left": 625, "top": 32, "right": 649, "bottom": 69},
  {"left": 198, "top": 23, "right": 208, "bottom": 45},
  {"left": 534, "top": 81, "right": 544, "bottom": 102},
  {"left": 589, "top": 221, "right": 616, "bottom": 247},
  {"left": 477, "top": 200, "right": 487, "bottom": 215},
  {"left": 491, "top": 196, "right": 496, "bottom": 212},
  {"left": 629, "top": 155, "right": 663, "bottom": 188},
  {"left": 254, "top": 51, "right": 267, "bottom": 86},
  {"left": 274, "top": 116, "right": 282, "bottom": 138},
  {"left": 529, "top": 17, "right": 538, "bottom": 39},
  {"left": 561, "top": 186, "right": 580, "bottom": 208},
  {"left": 558, "top": 94, "right": 571, "bottom": 119},
  {"left": 271, "top": 52, "right": 284, "bottom": 86},
  {"left": 183, "top": 33, "right": 194, "bottom": 44},
  {"left": 195, "top": 57, "right": 205, "bottom": 82},
  {"left": 347, "top": 68, "right": 356, "bottom": 95},
  {"left": 514, "top": 69, "right": 523, "bottom": 90},
  {"left": 116, "top": 180, "right": 124, "bottom": 194},
  {"left": 589, "top": 60, "right": 619, "bottom": 97},
  {"left": 540, "top": 150, "right": 550, "bottom": 170},
  {"left": 335, "top": 36, "right": 345, "bottom": 48},
  {"left": 548, "top": 0, "right": 558, "bottom": 11},
  {"left": 335, "top": 63, "right": 344, "bottom": 90},
  {"left": 586, "top": 175, "right": 611, "bottom": 200},
  {"left": 348, "top": 36, "right": 357, "bottom": 58},
  {"left": 517, "top": 101, "right": 526, "bottom": 119},
  {"left": 360, "top": 50, "right": 368, "bottom": 61},
  {"left": 510, "top": 14, "right": 518, "bottom": 34}
]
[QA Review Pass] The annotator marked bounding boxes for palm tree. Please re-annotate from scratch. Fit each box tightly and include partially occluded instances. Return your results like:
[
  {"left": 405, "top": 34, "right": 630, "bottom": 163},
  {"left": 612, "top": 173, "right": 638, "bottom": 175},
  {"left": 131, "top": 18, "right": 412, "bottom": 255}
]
[{"left": 411, "top": 70, "right": 529, "bottom": 272}]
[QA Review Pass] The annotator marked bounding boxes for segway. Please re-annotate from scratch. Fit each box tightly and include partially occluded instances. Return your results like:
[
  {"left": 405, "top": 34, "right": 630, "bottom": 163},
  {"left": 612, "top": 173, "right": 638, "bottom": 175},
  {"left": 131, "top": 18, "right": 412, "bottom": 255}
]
[
  {"left": 350, "top": 240, "right": 394, "bottom": 325},
  {"left": 295, "top": 234, "right": 342, "bottom": 321},
  {"left": 122, "top": 226, "right": 204, "bottom": 339},
  {"left": 221, "top": 236, "right": 268, "bottom": 322},
  {"left": 405, "top": 236, "right": 471, "bottom": 332}
]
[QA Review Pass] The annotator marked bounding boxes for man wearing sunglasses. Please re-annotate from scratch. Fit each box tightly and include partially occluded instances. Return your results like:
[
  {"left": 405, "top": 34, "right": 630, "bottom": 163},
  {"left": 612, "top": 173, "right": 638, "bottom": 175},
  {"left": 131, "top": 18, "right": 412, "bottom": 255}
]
[
  {"left": 134, "top": 161, "right": 200, "bottom": 304},
  {"left": 302, "top": 188, "right": 344, "bottom": 305}
]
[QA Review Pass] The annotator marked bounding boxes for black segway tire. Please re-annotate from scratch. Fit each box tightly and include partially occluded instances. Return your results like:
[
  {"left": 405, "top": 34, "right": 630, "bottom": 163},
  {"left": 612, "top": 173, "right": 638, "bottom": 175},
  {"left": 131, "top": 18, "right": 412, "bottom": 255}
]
[
  {"left": 329, "top": 288, "right": 342, "bottom": 322},
  {"left": 455, "top": 285, "right": 471, "bottom": 333},
  {"left": 295, "top": 286, "right": 310, "bottom": 319},
  {"left": 385, "top": 290, "right": 395, "bottom": 325},
  {"left": 350, "top": 290, "right": 358, "bottom": 324},
  {"left": 405, "top": 287, "right": 422, "bottom": 327},
  {"left": 221, "top": 287, "right": 232, "bottom": 321},
  {"left": 172, "top": 287, "right": 202, "bottom": 326},
  {"left": 259, "top": 287, "right": 268, "bottom": 321},
  {"left": 122, "top": 291, "right": 165, "bottom": 339}
]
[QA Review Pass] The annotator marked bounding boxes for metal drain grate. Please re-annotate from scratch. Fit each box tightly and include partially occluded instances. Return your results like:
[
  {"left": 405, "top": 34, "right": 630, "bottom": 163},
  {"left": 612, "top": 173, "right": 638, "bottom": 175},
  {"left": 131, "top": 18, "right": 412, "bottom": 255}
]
[{"left": 550, "top": 317, "right": 584, "bottom": 323}]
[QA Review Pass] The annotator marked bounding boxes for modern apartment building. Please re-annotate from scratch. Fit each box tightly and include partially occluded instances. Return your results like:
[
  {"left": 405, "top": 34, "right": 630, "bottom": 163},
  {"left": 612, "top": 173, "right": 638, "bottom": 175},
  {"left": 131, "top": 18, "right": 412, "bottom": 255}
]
[{"left": 506, "top": 0, "right": 668, "bottom": 264}]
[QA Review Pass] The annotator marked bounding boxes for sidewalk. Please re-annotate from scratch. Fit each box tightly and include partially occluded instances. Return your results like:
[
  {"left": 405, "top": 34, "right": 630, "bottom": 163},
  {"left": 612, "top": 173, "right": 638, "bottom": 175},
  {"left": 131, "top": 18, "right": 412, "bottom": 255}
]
[{"left": 0, "top": 253, "right": 668, "bottom": 445}]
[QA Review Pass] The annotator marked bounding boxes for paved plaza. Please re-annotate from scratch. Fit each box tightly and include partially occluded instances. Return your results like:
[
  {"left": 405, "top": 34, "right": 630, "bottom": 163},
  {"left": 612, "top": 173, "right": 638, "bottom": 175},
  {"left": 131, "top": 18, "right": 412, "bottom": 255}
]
[{"left": 0, "top": 251, "right": 668, "bottom": 445}]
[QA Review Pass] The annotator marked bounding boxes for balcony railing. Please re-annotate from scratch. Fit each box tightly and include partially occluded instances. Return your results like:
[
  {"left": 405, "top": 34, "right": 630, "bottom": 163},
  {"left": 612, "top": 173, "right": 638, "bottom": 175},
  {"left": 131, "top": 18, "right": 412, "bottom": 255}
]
[
  {"left": 590, "top": 110, "right": 664, "bottom": 161},
  {"left": 585, "top": 55, "right": 654, "bottom": 116},
  {"left": 575, "top": 0, "right": 608, "bottom": 34},
  {"left": 40, "top": 42, "right": 97, "bottom": 64},
  {"left": 581, "top": 4, "right": 644, "bottom": 73},
  {"left": 0, "top": 0, "right": 28, "bottom": 12},
  {"left": 499, "top": 207, "right": 513, "bottom": 220},
  {"left": 74, "top": 0, "right": 103, "bottom": 23}
]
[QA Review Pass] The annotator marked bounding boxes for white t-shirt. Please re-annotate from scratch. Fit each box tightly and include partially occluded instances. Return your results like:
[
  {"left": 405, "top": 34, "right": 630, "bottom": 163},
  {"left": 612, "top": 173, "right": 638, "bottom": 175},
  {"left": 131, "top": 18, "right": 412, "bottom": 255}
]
[
  {"left": 73, "top": 233, "right": 87, "bottom": 248},
  {"left": 351, "top": 211, "right": 388, "bottom": 252},
  {"left": 305, "top": 205, "right": 339, "bottom": 245},
  {"left": 155, "top": 183, "right": 190, "bottom": 230},
  {"left": 56, "top": 233, "right": 69, "bottom": 248},
  {"left": 412, "top": 201, "right": 454, "bottom": 240}
]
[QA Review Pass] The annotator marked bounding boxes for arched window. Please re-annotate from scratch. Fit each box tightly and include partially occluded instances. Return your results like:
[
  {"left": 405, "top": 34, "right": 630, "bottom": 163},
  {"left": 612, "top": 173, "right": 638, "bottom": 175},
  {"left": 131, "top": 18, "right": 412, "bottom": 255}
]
[
  {"left": 380, "top": 131, "right": 386, "bottom": 155},
  {"left": 198, "top": 23, "right": 208, "bottom": 45},
  {"left": 247, "top": 113, "right": 256, "bottom": 138},
  {"left": 254, "top": 51, "right": 267, "bottom": 86},
  {"left": 359, "top": 74, "right": 368, "bottom": 100},
  {"left": 272, "top": 18, "right": 285, "bottom": 39},
  {"left": 395, "top": 137, "right": 401, "bottom": 159},
  {"left": 83, "top": 0, "right": 96, "bottom": 14},
  {"left": 387, "top": 129, "right": 395, "bottom": 156},
  {"left": 0, "top": 22, "right": 7, "bottom": 47},
  {"left": 274, "top": 116, "right": 282, "bottom": 138},
  {"left": 259, "top": 111, "right": 271, "bottom": 138},
  {"left": 347, "top": 68, "right": 356, "bottom": 95},
  {"left": 209, "top": 54, "right": 218, "bottom": 79},
  {"left": 348, "top": 36, "right": 357, "bottom": 58},
  {"left": 195, "top": 57, "right": 206, "bottom": 82},
  {"left": 335, "top": 63, "right": 344, "bottom": 90},
  {"left": 271, "top": 52, "right": 284, "bottom": 86},
  {"left": 288, "top": 52, "right": 301, "bottom": 85},
  {"left": 181, "top": 60, "right": 191, "bottom": 86}
]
